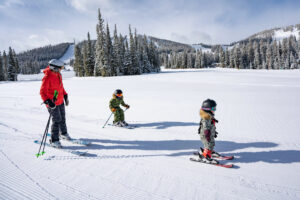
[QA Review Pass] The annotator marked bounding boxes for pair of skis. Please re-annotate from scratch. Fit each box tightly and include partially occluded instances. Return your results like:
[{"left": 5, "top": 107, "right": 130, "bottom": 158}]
[
  {"left": 34, "top": 134, "right": 91, "bottom": 156},
  {"left": 107, "top": 123, "right": 138, "bottom": 129},
  {"left": 190, "top": 151, "right": 234, "bottom": 168}
]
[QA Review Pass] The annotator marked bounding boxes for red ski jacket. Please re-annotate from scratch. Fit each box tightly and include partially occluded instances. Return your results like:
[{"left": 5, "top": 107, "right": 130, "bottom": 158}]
[{"left": 40, "top": 66, "right": 67, "bottom": 106}]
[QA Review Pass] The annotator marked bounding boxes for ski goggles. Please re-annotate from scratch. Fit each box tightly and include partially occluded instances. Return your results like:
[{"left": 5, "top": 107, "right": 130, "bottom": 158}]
[
  {"left": 202, "top": 106, "right": 216, "bottom": 112},
  {"left": 116, "top": 93, "right": 123, "bottom": 97}
]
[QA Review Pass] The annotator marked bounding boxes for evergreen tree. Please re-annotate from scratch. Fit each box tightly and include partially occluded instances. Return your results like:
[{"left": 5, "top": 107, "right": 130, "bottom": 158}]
[
  {"left": 234, "top": 47, "right": 241, "bottom": 69},
  {"left": 277, "top": 42, "right": 283, "bottom": 69},
  {"left": 82, "top": 42, "right": 88, "bottom": 76},
  {"left": 241, "top": 45, "right": 248, "bottom": 69},
  {"left": 118, "top": 34, "right": 126, "bottom": 74},
  {"left": 219, "top": 48, "right": 225, "bottom": 68},
  {"left": 94, "top": 8, "right": 105, "bottom": 76},
  {"left": 104, "top": 23, "right": 113, "bottom": 76},
  {"left": 85, "top": 32, "right": 95, "bottom": 76},
  {"left": 7, "top": 47, "right": 17, "bottom": 81},
  {"left": 74, "top": 44, "right": 84, "bottom": 76},
  {"left": 12, "top": 50, "right": 20, "bottom": 73},
  {"left": 229, "top": 49, "right": 235, "bottom": 68},
  {"left": 225, "top": 49, "right": 230, "bottom": 67},
  {"left": 129, "top": 25, "right": 140, "bottom": 74},
  {"left": 266, "top": 44, "right": 273, "bottom": 70},
  {"left": 2, "top": 51, "right": 8, "bottom": 80},
  {"left": 201, "top": 52, "right": 207, "bottom": 68},
  {"left": 254, "top": 41, "right": 261, "bottom": 69},
  {"left": 123, "top": 39, "right": 132, "bottom": 75},
  {"left": 0, "top": 51, "right": 4, "bottom": 81},
  {"left": 195, "top": 50, "right": 201, "bottom": 68},
  {"left": 112, "top": 24, "right": 121, "bottom": 76},
  {"left": 247, "top": 40, "right": 255, "bottom": 66},
  {"left": 187, "top": 53, "right": 193, "bottom": 68}
]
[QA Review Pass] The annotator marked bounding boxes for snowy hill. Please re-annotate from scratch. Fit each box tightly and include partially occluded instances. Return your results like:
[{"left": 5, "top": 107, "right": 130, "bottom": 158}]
[
  {"left": 59, "top": 44, "right": 75, "bottom": 71},
  {"left": 236, "top": 24, "right": 300, "bottom": 44},
  {"left": 1, "top": 68, "right": 300, "bottom": 199}
]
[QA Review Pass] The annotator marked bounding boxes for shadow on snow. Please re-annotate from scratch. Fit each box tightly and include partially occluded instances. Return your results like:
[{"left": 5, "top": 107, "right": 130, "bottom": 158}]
[
  {"left": 57, "top": 138, "right": 300, "bottom": 164},
  {"left": 131, "top": 121, "right": 198, "bottom": 129}
]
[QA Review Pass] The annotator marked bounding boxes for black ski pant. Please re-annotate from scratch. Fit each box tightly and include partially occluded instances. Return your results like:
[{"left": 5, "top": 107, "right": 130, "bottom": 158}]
[{"left": 48, "top": 103, "right": 68, "bottom": 142}]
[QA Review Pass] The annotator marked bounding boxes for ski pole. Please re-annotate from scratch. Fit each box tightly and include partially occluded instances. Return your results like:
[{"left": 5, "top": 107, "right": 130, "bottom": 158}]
[
  {"left": 102, "top": 112, "right": 113, "bottom": 128},
  {"left": 102, "top": 108, "right": 128, "bottom": 128},
  {"left": 41, "top": 90, "right": 58, "bottom": 154},
  {"left": 36, "top": 112, "right": 52, "bottom": 157},
  {"left": 36, "top": 90, "right": 58, "bottom": 157}
]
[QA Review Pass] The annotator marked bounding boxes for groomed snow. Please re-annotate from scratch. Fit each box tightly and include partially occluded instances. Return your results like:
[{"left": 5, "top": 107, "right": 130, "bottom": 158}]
[{"left": 1, "top": 68, "right": 300, "bottom": 199}]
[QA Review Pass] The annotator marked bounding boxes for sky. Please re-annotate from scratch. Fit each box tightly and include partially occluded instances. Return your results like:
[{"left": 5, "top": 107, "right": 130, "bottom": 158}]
[{"left": 1, "top": 0, "right": 300, "bottom": 53}]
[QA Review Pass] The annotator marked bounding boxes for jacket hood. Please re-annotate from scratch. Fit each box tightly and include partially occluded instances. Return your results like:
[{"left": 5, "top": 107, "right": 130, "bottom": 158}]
[{"left": 200, "top": 109, "right": 212, "bottom": 120}]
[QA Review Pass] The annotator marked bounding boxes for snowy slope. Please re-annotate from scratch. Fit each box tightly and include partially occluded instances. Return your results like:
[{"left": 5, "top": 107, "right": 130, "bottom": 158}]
[
  {"left": 191, "top": 44, "right": 211, "bottom": 52},
  {"left": 59, "top": 44, "right": 75, "bottom": 71},
  {"left": 1, "top": 68, "right": 300, "bottom": 199},
  {"left": 273, "top": 27, "right": 300, "bottom": 41}
]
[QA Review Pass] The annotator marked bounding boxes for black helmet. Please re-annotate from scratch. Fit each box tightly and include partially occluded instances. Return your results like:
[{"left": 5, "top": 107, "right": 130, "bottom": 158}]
[
  {"left": 201, "top": 99, "right": 217, "bottom": 115},
  {"left": 114, "top": 89, "right": 123, "bottom": 98}
]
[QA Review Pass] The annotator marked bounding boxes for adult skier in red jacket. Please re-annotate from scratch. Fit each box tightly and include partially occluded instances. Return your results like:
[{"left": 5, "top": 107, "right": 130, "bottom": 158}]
[{"left": 40, "top": 59, "right": 70, "bottom": 148}]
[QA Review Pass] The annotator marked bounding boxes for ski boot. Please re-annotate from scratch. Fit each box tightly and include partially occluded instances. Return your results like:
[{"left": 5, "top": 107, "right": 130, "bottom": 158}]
[
  {"left": 199, "top": 147, "right": 221, "bottom": 158},
  {"left": 60, "top": 133, "right": 71, "bottom": 140},
  {"left": 201, "top": 149, "right": 219, "bottom": 164},
  {"left": 120, "top": 121, "right": 128, "bottom": 127},
  {"left": 113, "top": 121, "right": 123, "bottom": 127},
  {"left": 50, "top": 139, "right": 62, "bottom": 148}
]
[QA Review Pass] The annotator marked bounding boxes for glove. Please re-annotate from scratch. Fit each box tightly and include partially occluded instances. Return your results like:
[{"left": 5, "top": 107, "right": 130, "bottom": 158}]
[
  {"left": 125, "top": 104, "right": 130, "bottom": 109},
  {"left": 64, "top": 94, "right": 69, "bottom": 106},
  {"left": 44, "top": 99, "right": 56, "bottom": 109},
  {"left": 214, "top": 131, "right": 218, "bottom": 138},
  {"left": 111, "top": 108, "right": 116, "bottom": 112}
]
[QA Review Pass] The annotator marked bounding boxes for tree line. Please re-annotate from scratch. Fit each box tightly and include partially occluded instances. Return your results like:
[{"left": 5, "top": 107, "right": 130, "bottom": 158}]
[
  {"left": 162, "top": 35, "right": 300, "bottom": 69},
  {"left": 73, "top": 9, "right": 161, "bottom": 77},
  {"left": 17, "top": 43, "right": 71, "bottom": 74},
  {"left": 0, "top": 47, "right": 19, "bottom": 81}
]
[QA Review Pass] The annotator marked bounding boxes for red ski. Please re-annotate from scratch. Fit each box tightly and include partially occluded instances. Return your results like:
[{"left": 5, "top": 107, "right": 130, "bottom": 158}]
[
  {"left": 190, "top": 157, "right": 233, "bottom": 168},
  {"left": 212, "top": 155, "right": 234, "bottom": 160}
]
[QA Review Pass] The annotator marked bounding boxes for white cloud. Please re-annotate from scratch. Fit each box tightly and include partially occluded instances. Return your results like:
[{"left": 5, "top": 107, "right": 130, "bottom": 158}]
[
  {"left": 0, "top": 0, "right": 23, "bottom": 9},
  {"left": 65, "top": 0, "right": 111, "bottom": 12},
  {"left": 8, "top": 29, "right": 73, "bottom": 53}
]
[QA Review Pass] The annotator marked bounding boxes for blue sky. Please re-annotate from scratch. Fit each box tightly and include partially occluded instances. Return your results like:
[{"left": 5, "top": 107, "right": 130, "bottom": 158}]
[{"left": 1, "top": 0, "right": 300, "bottom": 53}]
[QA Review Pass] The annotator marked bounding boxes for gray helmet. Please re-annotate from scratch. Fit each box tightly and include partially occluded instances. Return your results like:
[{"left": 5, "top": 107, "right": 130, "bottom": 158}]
[{"left": 49, "top": 59, "right": 64, "bottom": 71}]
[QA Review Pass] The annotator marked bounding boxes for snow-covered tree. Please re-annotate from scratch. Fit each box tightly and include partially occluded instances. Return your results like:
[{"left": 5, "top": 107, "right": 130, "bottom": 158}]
[
  {"left": 84, "top": 32, "right": 95, "bottom": 76},
  {"left": 0, "top": 51, "right": 4, "bottom": 81},
  {"left": 94, "top": 8, "right": 105, "bottom": 76},
  {"left": 7, "top": 47, "right": 18, "bottom": 81},
  {"left": 74, "top": 44, "right": 84, "bottom": 76}
]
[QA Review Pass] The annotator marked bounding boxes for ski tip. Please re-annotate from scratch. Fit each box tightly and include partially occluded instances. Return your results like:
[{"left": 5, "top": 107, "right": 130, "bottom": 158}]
[{"left": 218, "top": 164, "right": 234, "bottom": 168}]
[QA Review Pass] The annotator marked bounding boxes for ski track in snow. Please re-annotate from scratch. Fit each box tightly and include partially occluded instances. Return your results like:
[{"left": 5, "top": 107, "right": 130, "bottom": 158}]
[{"left": 1, "top": 68, "right": 300, "bottom": 199}]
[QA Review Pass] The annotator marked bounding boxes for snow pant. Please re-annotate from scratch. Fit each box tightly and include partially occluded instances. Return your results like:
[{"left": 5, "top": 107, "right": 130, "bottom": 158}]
[
  {"left": 113, "top": 107, "right": 124, "bottom": 123},
  {"left": 48, "top": 103, "right": 68, "bottom": 142},
  {"left": 200, "top": 132, "right": 215, "bottom": 151}
]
